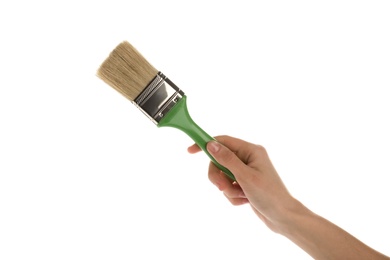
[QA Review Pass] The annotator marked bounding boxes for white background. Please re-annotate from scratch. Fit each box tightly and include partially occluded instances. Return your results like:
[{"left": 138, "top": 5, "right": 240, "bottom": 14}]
[{"left": 1, "top": 1, "right": 389, "bottom": 259}]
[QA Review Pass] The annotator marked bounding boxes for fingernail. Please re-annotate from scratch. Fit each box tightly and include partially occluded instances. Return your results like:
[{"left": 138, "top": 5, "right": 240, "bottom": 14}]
[{"left": 208, "top": 141, "right": 221, "bottom": 153}]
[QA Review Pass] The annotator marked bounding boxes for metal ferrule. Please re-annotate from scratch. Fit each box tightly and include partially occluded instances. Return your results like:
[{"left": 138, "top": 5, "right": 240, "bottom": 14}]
[{"left": 133, "top": 72, "right": 185, "bottom": 124}]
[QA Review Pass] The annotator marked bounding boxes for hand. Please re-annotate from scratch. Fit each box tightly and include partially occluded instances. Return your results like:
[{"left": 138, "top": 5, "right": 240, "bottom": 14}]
[
  {"left": 188, "top": 135, "right": 300, "bottom": 233},
  {"left": 188, "top": 135, "right": 390, "bottom": 259}
]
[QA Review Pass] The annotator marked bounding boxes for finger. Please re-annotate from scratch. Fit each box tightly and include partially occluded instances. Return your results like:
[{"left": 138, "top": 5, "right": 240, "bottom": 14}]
[
  {"left": 208, "top": 162, "right": 247, "bottom": 198},
  {"left": 208, "top": 161, "right": 233, "bottom": 191},
  {"left": 213, "top": 135, "right": 253, "bottom": 151},
  {"left": 187, "top": 143, "right": 201, "bottom": 154},
  {"left": 223, "top": 181, "right": 247, "bottom": 199},
  {"left": 188, "top": 135, "right": 258, "bottom": 158},
  {"left": 224, "top": 195, "right": 249, "bottom": 206},
  {"left": 213, "top": 135, "right": 257, "bottom": 164},
  {"left": 207, "top": 140, "right": 250, "bottom": 177}
]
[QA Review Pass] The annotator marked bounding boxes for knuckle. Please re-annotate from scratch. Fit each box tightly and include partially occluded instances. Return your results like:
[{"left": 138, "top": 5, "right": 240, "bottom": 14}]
[
  {"left": 255, "top": 144, "right": 268, "bottom": 156},
  {"left": 214, "top": 135, "right": 230, "bottom": 142},
  {"left": 208, "top": 163, "right": 221, "bottom": 181},
  {"left": 229, "top": 198, "right": 247, "bottom": 206}
]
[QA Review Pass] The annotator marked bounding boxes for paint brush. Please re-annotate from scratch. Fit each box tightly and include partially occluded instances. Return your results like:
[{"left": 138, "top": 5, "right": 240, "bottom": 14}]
[{"left": 97, "top": 41, "right": 235, "bottom": 180}]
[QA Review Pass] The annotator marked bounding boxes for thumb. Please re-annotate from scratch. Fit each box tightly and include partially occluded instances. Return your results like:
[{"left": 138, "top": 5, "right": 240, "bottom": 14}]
[{"left": 207, "top": 141, "right": 248, "bottom": 176}]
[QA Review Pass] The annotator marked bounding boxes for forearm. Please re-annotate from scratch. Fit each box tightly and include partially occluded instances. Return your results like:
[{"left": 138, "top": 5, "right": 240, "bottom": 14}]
[{"left": 278, "top": 200, "right": 389, "bottom": 260}]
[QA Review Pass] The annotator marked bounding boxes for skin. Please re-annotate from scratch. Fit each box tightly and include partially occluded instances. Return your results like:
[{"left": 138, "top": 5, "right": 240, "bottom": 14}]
[{"left": 187, "top": 135, "right": 389, "bottom": 260}]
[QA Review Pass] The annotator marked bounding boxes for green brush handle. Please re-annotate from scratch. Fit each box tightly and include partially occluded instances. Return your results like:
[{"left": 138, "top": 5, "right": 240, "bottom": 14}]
[{"left": 158, "top": 96, "right": 236, "bottom": 181}]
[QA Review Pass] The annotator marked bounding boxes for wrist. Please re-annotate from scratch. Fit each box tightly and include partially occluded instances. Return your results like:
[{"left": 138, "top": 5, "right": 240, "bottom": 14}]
[{"left": 271, "top": 197, "right": 313, "bottom": 236}]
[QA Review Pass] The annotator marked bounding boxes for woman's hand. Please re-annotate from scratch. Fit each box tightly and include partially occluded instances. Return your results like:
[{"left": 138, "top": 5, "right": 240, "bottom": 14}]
[{"left": 188, "top": 135, "right": 299, "bottom": 233}]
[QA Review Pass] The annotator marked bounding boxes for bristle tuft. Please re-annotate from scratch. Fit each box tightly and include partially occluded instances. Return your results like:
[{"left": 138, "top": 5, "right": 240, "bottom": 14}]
[{"left": 97, "top": 41, "right": 158, "bottom": 101}]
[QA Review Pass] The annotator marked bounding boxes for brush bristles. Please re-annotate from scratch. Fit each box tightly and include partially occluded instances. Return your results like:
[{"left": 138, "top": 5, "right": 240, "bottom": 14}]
[{"left": 97, "top": 41, "right": 158, "bottom": 101}]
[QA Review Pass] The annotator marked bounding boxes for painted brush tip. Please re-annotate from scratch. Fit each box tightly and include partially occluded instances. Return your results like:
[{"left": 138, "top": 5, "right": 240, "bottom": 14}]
[{"left": 97, "top": 41, "right": 158, "bottom": 101}]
